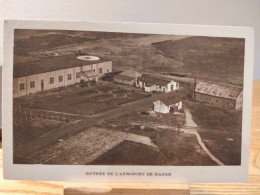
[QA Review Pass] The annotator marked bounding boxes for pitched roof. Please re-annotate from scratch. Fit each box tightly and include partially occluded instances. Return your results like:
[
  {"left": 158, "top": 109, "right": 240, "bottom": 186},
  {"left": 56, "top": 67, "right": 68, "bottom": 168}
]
[
  {"left": 154, "top": 97, "right": 180, "bottom": 106},
  {"left": 119, "top": 70, "right": 141, "bottom": 78},
  {"left": 195, "top": 81, "right": 242, "bottom": 100},
  {"left": 138, "top": 76, "right": 170, "bottom": 87},
  {"left": 14, "top": 55, "right": 110, "bottom": 78},
  {"left": 114, "top": 74, "right": 134, "bottom": 81}
]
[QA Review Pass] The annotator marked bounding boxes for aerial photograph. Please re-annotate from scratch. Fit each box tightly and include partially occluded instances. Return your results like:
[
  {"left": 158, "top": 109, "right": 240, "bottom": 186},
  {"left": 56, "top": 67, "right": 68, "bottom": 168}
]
[{"left": 13, "top": 29, "right": 244, "bottom": 166}]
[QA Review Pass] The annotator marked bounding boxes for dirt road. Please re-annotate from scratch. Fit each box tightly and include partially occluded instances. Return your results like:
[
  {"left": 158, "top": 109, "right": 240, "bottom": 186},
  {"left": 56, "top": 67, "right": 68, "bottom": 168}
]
[{"left": 183, "top": 107, "right": 224, "bottom": 166}]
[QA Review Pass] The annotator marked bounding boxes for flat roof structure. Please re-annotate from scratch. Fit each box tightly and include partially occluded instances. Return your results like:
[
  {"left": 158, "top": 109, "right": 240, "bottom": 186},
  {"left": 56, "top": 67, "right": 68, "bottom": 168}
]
[
  {"left": 114, "top": 74, "right": 134, "bottom": 81},
  {"left": 14, "top": 55, "right": 110, "bottom": 78}
]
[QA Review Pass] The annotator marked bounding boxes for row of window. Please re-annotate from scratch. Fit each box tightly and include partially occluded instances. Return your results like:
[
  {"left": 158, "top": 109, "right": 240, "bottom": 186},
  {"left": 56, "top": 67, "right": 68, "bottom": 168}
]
[{"left": 19, "top": 73, "right": 81, "bottom": 91}]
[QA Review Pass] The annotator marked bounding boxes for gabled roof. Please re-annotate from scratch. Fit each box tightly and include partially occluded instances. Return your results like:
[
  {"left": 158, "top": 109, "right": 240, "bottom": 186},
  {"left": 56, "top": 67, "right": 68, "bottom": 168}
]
[
  {"left": 14, "top": 55, "right": 110, "bottom": 78},
  {"left": 119, "top": 70, "right": 141, "bottom": 78},
  {"left": 195, "top": 81, "right": 242, "bottom": 100},
  {"left": 138, "top": 76, "right": 170, "bottom": 87},
  {"left": 114, "top": 74, "right": 134, "bottom": 81},
  {"left": 154, "top": 97, "right": 181, "bottom": 106}
]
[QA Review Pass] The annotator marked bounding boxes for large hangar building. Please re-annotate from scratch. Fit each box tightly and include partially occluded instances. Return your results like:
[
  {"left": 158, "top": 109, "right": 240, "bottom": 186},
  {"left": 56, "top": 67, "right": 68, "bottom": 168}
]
[
  {"left": 194, "top": 81, "right": 243, "bottom": 110},
  {"left": 13, "top": 55, "right": 112, "bottom": 97}
]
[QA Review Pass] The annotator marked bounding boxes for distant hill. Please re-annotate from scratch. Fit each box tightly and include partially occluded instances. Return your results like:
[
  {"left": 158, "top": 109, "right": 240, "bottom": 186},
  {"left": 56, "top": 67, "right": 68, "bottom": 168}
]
[{"left": 153, "top": 36, "right": 245, "bottom": 84}]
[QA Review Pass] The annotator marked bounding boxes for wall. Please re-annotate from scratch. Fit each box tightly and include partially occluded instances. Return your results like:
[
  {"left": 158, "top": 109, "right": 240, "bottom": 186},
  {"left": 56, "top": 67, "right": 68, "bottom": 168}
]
[
  {"left": 153, "top": 101, "right": 169, "bottom": 114},
  {"left": 13, "top": 61, "right": 112, "bottom": 97},
  {"left": 195, "top": 93, "right": 236, "bottom": 109}
]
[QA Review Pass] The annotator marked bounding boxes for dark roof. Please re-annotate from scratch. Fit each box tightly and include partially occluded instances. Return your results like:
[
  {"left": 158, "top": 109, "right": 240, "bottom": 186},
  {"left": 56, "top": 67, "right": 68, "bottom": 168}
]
[
  {"left": 14, "top": 55, "right": 110, "bottom": 78},
  {"left": 195, "top": 81, "right": 242, "bottom": 100},
  {"left": 154, "top": 97, "right": 181, "bottom": 106},
  {"left": 114, "top": 74, "right": 134, "bottom": 81},
  {"left": 119, "top": 70, "right": 141, "bottom": 78},
  {"left": 138, "top": 76, "right": 170, "bottom": 87}
]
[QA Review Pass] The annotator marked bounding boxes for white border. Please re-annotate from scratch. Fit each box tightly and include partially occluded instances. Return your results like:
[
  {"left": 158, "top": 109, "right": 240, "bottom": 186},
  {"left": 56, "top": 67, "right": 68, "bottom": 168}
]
[{"left": 3, "top": 20, "right": 254, "bottom": 183}]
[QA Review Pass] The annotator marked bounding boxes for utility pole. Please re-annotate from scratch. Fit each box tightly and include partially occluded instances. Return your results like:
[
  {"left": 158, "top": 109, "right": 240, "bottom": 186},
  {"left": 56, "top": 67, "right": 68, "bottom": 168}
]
[
  {"left": 193, "top": 77, "right": 197, "bottom": 100},
  {"left": 177, "top": 124, "right": 180, "bottom": 142}
]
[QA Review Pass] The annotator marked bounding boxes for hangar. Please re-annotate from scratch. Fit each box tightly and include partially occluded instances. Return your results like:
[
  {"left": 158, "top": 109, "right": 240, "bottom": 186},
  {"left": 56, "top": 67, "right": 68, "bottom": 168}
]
[
  {"left": 194, "top": 81, "right": 243, "bottom": 110},
  {"left": 13, "top": 55, "right": 112, "bottom": 97}
]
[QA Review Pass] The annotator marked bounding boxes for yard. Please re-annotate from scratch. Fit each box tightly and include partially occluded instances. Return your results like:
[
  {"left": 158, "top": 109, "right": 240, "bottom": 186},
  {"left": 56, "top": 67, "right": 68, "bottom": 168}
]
[{"left": 14, "top": 82, "right": 150, "bottom": 116}]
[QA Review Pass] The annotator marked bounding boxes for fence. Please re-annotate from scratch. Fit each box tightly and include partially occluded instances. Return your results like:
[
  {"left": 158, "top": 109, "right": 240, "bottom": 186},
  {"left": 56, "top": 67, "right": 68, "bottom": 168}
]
[{"left": 14, "top": 107, "right": 72, "bottom": 125}]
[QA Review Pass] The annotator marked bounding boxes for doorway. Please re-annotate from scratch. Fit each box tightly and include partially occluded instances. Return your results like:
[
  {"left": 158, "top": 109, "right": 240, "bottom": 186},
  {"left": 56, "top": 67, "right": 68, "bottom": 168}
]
[{"left": 41, "top": 80, "right": 44, "bottom": 90}]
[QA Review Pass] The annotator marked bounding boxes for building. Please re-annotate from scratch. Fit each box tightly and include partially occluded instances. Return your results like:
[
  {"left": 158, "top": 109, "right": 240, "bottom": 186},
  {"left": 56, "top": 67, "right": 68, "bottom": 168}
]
[
  {"left": 136, "top": 76, "right": 179, "bottom": 93},
  {"left": 13, "top": 55, "right": 112, "bottom": 97},
  {"left": 113, "top": 70, "right": 142, "bottom": 85},
  {"left": 153, "top": 98, "right": 182, "bottom": 114},
  {"left": 194, "top": 81, "right": 243, "bottom": 110}
]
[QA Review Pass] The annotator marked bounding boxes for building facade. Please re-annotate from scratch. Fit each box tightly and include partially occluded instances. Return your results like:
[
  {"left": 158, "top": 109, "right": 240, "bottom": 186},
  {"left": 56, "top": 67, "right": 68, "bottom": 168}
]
[
  {"left": 194, "top": 81, "right": 243, "bottom": 110},
  {"left": 153, "top": 98, "right": 182, "bottom": 114},
  {"left": 114, "top": 75, "right": 135, "bottom": 85},
  {"left": 136, "top": 76, "right": 179, "bottom": 93},
  {"left": 114, "top": 70, "right": 142, "bottom": 85},
  {"left": 14, "top": 55, "right": 112, "bottom": 97}
]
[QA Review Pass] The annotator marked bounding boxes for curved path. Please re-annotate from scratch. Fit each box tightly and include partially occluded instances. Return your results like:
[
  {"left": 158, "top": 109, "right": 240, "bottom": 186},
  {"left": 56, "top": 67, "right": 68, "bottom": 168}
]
[{"left": 183, "top": 107, "right": 225, "bottom": 166}]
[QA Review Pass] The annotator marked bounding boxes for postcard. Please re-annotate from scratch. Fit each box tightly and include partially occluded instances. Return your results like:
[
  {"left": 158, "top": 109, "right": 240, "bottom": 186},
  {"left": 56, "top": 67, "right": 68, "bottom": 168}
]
[{"left": 3, "top": 20, "right": 254, "bottom": 182}]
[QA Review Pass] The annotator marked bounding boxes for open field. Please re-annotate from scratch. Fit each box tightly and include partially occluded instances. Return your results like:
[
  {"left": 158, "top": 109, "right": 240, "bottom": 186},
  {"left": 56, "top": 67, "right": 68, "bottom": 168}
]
[
  {"left": 17, "top": 109, "right": 216, "bottom": 165},
  {"left": 14, "top": 30, "right": 244, "bottom": 85},
  {"left": 186, "top": 102, "right": 242, "bottom": 165}
]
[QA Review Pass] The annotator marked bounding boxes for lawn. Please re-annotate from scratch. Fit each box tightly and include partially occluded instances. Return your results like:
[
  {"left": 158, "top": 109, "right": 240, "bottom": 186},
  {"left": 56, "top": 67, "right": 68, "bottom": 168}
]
[{"left": 186, "top": 102, "right": 242, "bottom": 165}]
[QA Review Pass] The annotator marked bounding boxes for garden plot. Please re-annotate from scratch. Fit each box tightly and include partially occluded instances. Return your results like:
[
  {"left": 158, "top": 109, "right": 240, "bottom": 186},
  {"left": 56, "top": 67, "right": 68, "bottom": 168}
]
[{"left": 14, "top": 82, "right": 150, "bottom": 116}]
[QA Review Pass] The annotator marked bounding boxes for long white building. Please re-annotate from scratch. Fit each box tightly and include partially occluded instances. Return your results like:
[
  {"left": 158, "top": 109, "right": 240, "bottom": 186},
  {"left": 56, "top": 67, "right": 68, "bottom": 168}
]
[
  {"left": 136, "top": 76, "right": 179, "bottom": 93},
  {"left": 13, "top": 55, "right": 112, "bottom": 97}
]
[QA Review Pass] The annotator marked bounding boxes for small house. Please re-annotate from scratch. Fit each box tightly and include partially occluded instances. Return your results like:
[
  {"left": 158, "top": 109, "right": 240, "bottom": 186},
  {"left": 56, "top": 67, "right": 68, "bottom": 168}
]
[
  {"left": 114, "top": 70, "right": 142, "bottom": 85},
  {"left": 136, "top": 76, "right": 179, "bottom": 93},
  {"left": 153, "top": 98, "right": 182, "bottom": 114}
]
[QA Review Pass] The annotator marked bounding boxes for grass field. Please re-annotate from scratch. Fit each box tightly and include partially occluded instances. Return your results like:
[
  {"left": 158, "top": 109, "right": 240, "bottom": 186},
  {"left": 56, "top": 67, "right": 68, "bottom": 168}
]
[
  {"left": 153, "top": 36, "right": 245, "bottom": 85},
  {"left": 186, "top": 102, "right": 242, "bottom": 165},
  {"left": 13, "top": 118, "right": 69, "bottom": 163},
  {"left": 14, "top": 31, "right": 244, "bottom": 85},
  {"left": 93, "top": 110, "right": 216, "bottom": 166}
]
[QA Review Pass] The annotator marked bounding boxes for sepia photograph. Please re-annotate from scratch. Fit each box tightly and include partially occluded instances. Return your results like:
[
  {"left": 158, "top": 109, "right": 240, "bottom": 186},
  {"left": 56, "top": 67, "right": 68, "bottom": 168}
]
[
  {"left": 2, "top": 21, "right": 254, "bottom": 183},
  {"left": 12, "top": 29, "right": 244, "bottom": 166}
]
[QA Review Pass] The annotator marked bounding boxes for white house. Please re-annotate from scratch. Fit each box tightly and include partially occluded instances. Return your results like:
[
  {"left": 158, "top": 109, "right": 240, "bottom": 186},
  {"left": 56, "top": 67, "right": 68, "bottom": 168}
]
[
  {"left": 153, "top": 98, "right": 182, "bottom": 114},
  {"left": 136, "top": 76, "right": 179, "bottom": 93}
]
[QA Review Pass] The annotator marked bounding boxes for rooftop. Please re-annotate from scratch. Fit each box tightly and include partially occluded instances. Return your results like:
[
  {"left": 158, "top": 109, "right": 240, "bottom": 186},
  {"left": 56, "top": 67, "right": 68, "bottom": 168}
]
[
  {"left": 154, "top": 96, "right": 181, "bottom": 106},
  {"left": 195, "top": 81, "right": 243, "bottom": 100},
  {"left": 114, "top": 74, "right": 134, "bottom": 81},
  {"left": 119, "top": 70, "right": 141, "bottom": 78},
  {"left": 14, "top": 55, "right": 110, "bottom": 78},
  {"left": 138, "top": 76, "right": 171, "bottom": 87}
]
